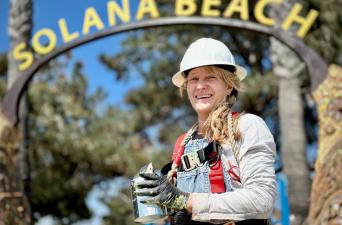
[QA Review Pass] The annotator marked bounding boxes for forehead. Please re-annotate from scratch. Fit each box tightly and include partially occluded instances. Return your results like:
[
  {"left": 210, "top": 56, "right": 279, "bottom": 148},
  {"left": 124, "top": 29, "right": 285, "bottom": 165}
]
[{"left": 188, "top": 66, "right": 212, "bottom": 76}]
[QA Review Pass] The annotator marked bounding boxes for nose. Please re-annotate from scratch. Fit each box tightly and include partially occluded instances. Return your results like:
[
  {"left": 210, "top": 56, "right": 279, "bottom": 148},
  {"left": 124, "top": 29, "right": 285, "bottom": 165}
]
[{"left": 195, "top": 80, "right": 207, "bottom": 90}]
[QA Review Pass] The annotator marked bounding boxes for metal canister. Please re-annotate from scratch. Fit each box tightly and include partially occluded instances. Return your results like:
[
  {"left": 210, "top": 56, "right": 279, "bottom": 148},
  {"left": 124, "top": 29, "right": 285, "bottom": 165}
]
[{"left": 131, "top": 163, "right": 167, "bottom": 224}]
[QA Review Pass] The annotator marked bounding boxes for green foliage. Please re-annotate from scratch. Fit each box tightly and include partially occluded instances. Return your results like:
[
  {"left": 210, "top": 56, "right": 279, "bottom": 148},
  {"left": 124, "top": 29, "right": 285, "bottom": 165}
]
[
  {"left": 239, "top": 72, "right": 278, "bottom": 115},
  {"left": 102, "top": 188, "right": 136, "bottom": 225},
  {"left": 305, "top": 0, "right": 342, "bottom": 64},
  {"left": 27, "top": 57, "right": 151, "bottom": 224}
]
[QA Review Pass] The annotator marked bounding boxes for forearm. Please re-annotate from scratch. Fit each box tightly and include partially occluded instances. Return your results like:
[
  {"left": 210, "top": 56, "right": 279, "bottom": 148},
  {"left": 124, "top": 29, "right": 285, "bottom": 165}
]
[
  {"left": 190, "top": 144, "right": 277, "bottom": 222},
  {"left": 191, "top": 186, "right": 275, "bottom": 221}
]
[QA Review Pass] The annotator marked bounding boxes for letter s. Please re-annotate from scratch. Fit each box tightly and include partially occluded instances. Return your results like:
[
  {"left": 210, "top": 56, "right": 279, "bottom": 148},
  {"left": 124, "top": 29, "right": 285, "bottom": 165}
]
[{"left": 13, "top": 42, "right": 34, "bottom": 71}]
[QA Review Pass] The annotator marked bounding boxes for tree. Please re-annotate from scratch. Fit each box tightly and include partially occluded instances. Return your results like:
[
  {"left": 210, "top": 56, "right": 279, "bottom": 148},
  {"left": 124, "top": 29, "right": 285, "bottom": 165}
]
[
  {"left": 304, "top": 0, "right": 342, "bottom": 65},
  {"left": 102, "top": 188, "right": 136, "bottom": 225},
  {"left": 0, "top": 0, "right": 33, "bottom": 224},
  {"left": 26, "top": 57, "right": 151, "bottom": 224}
]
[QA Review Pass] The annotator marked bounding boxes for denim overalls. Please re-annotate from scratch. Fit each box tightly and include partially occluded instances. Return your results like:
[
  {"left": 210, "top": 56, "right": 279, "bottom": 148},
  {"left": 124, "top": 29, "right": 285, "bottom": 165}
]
[
  {"left": 174, "top": 138, "right": 271, "bottom": 225},
  {"left": 176, "top": 138, "right": 234, "bottom": 193}
]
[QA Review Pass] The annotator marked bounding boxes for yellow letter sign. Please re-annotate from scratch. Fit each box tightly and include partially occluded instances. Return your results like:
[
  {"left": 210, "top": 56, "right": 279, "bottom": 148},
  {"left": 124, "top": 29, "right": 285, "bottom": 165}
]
[
  {"left": 282, "top": 3, "right": 318, "bottom": 38},
  {"left": 136, "top": 0, "right": 160, "bottom": 21}
]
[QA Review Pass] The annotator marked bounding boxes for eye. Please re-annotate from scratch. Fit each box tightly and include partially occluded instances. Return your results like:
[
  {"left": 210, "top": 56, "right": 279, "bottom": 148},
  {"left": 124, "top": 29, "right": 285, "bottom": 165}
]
[
  {"left": 188, "top": 77, "right": 198, "bottom": 83},
  {"left": 206, "top": 75, "right": 217, "bottom": 80}
]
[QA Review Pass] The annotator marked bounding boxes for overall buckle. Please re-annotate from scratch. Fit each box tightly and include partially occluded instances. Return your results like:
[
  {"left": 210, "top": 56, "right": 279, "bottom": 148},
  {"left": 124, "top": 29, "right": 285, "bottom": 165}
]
[{"left": 181, "top": 151, "right": 203, "bottom": 171}]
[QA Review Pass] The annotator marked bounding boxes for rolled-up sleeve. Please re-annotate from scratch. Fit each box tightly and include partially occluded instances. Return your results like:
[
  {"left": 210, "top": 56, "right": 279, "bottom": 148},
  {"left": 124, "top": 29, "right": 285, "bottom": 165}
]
[{"left": 191, "top": 114, "right": 277, "bottom": 223}]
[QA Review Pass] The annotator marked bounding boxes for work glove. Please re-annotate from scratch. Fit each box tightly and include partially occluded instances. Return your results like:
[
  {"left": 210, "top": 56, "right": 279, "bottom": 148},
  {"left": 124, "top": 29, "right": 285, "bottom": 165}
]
[{"left": 135, "top": 164, "right": 189, "bottom": 212}]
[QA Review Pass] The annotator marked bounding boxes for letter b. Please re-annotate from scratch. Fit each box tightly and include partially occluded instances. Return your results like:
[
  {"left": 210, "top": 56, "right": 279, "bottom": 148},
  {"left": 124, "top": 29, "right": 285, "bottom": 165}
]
[{"left": 175, "top": 0, "right": 197, "bottom": 16}]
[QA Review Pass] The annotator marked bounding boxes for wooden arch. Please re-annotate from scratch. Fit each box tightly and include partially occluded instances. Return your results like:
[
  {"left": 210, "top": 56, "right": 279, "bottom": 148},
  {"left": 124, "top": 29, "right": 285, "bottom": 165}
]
[{"left": 1, "top": 16, "right": 328, "bottom": 126}]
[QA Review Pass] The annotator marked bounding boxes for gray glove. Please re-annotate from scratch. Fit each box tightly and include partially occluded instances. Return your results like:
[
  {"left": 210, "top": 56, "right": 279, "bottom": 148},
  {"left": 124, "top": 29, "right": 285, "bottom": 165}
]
[{"left": 135, "top": 165, "right": 189, "bottom": 211}]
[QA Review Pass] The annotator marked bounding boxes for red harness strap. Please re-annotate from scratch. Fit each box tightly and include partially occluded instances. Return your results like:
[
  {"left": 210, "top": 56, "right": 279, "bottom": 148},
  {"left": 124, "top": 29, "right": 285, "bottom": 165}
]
[
  {"left": 209, "top": 157, "right": 225, "bottom": 193},
  {"left": 172, "top": 133, "right": 187, "bottom": 166}
]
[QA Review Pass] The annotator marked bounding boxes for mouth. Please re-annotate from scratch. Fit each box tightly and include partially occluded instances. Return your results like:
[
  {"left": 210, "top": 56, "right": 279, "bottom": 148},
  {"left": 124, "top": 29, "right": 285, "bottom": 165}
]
[{"left": 195, "top": 94, "right": 213, "bottom": 100}]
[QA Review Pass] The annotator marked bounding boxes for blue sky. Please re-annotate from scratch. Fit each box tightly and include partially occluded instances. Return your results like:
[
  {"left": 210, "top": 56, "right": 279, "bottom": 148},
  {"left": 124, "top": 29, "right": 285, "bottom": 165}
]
[{"left": 0, "top": 0, "right": 143, "bottom": 108}]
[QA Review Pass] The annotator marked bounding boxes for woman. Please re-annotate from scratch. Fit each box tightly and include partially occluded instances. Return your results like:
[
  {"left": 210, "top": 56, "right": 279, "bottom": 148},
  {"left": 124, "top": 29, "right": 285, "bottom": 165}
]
[{"left": 136, "top": 38, "right": 277, "bottom": 225}]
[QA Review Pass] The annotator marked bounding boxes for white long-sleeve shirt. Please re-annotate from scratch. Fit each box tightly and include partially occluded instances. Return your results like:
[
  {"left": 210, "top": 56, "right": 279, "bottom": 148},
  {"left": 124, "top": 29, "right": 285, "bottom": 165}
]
[{"left": 191, "top": 113, "right": 277, "bottom": 223}]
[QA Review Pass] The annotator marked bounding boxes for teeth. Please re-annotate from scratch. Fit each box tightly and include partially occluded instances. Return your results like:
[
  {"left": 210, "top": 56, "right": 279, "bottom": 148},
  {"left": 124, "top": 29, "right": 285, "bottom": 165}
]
[{"left": 196, "top": 94, "right": 211, "bottom": 99}]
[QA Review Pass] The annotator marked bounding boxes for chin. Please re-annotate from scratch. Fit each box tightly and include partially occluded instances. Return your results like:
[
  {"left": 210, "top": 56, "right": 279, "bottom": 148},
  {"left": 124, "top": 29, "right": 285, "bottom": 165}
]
[{"left": 195, "top": 106, "right": 212, "bottom": 116}]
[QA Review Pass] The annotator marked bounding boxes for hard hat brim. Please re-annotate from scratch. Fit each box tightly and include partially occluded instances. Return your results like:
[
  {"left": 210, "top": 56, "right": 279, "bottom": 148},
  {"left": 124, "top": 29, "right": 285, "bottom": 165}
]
[{"left": 171, "top": 64, "right": 247, "bottom": 87}]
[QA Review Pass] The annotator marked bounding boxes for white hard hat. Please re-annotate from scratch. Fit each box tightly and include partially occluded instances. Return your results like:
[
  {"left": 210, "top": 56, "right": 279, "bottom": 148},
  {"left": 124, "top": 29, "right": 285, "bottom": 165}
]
[{"left": 172, "top": 38, "right": 247, "bottom": 87}]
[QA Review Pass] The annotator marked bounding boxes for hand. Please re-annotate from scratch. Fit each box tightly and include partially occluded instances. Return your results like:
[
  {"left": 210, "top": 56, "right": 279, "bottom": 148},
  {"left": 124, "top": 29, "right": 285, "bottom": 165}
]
[{"left": 135, "top": 166, "right": 189, "bottom": 211}]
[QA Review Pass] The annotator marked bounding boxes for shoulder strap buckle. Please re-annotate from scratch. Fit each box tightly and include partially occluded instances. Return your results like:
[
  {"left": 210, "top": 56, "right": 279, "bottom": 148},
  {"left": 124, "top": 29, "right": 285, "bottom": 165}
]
[{"left": 181, "top": 151, "right": 204, "bottom": 171}]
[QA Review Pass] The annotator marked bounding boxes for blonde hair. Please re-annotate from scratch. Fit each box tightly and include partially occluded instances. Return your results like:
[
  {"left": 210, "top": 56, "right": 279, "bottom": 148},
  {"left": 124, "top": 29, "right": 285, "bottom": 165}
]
[{"left": 180, "top": 66, "right": 243, "bottom": 144}]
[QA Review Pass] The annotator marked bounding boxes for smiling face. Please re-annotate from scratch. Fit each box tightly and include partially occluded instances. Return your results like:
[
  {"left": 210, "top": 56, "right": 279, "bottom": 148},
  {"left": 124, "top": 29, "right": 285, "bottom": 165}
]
[{"left": 186, "top": 66, "right": 233, "bottom": 121}]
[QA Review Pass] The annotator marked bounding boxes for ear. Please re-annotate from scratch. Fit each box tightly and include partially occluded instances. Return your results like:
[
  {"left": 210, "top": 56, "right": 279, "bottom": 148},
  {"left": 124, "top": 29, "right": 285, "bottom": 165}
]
[{"left": 226, "top": 86, "right": 233, "bottom": 96}]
